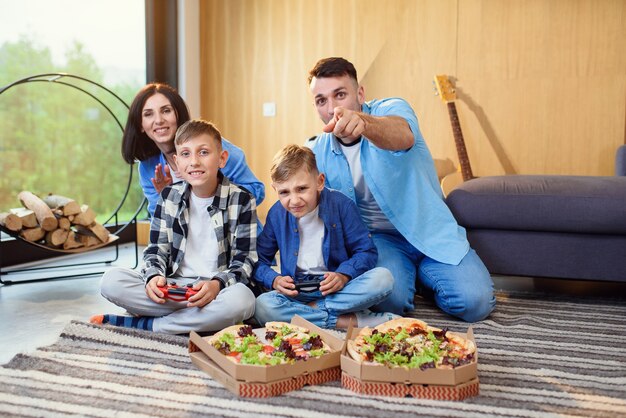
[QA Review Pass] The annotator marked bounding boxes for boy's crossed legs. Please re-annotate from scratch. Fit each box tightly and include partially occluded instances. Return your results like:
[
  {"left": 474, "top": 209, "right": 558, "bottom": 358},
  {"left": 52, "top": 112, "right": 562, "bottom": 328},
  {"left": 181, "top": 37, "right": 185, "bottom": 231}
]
[
  {"left": 254, "top": 267, "right": 397, "bottom": 329},
  {"left": 93, "top": 267, "right": 255, "bottom": 334}
]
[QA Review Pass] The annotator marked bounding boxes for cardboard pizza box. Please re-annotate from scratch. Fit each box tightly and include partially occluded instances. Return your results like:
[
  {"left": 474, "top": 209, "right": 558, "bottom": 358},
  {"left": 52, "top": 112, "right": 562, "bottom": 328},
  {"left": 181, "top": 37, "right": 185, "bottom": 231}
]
[
  {"left": 189, "top": 315, "right": 344, "bottom": 384},
  {"left": 340, "top": 325, "right": 478, "bottom": 386},
  {"left": 190, "top": 349, "right": 341, "bottom": 397},
  {"left": 342, "top": 373, "right": 479, "bottom": 400}
]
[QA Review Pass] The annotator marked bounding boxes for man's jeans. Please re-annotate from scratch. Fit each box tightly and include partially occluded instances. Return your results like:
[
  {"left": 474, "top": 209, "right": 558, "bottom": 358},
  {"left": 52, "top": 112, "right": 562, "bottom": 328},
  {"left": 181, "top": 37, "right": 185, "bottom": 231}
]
[
  {"left": 369, "top": 232, "right": 496, "bottom": 322},
  {"left": 254, "top": 267, "right": 393, "bottom": 328}
]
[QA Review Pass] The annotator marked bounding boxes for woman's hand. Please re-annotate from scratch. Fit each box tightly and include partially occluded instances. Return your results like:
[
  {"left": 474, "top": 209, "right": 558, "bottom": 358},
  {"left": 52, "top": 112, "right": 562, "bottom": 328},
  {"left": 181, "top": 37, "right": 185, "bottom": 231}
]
[{"left": 151, "top": 163, "right": 173, "bottom": 193}]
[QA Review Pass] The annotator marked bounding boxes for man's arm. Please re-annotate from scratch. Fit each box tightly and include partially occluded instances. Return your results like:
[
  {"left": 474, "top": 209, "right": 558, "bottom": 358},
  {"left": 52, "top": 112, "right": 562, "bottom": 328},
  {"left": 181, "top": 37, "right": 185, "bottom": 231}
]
[{"left": 325, "top": 106, "right": 414, "bottom": 151}]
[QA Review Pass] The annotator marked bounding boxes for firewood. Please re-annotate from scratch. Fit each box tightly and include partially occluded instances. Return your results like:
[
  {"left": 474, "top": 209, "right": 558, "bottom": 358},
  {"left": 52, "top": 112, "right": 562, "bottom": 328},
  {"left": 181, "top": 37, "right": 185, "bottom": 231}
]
[
  {"left": 77, "top": 233, "right": 101, "bottom": 247},
  {"left": 45, "top": 229, "right": 69, "bottom": 247},
  {"left": 20, "top": 227, "right": 45, "bottom": 242},
  {"left": 9, "top": 208, "right": 37, "bottom": 228},
  {"left": 0, "top": 212, "right": 22, "bottom": 232},
  {"left": 63, "top": 231, "right": 83, "bottom": 250},
  {"left": 88, "top": 222, "right": 110, "bottom": 243},
  {"left": 57, "top": 217, "right": 71, "bottom": 230},
  {"left": 75, "top": 222, "right": 109, "bottom": 243},
  {"left": 72, "top": 205, "right": 96, "bottom": 226},
  {"left": 44, "top": 194, "right": 81, "bottom": 216},
  {"left": 18, "top": 191, "right": 58, "bottom": 231}
]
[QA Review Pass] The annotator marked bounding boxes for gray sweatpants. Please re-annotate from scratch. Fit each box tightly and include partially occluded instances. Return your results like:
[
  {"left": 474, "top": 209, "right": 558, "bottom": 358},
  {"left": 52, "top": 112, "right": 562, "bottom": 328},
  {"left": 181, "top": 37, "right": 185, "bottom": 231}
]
[{"left": 100, "top": 267, "right": 256, "bottom": 334}]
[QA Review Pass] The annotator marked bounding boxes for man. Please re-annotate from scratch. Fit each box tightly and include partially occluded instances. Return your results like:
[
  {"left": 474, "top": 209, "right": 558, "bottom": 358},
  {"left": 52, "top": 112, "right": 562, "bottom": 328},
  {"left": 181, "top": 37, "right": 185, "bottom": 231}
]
[{"left": 306, "top": 57, "right": 495, "bottom": 322}]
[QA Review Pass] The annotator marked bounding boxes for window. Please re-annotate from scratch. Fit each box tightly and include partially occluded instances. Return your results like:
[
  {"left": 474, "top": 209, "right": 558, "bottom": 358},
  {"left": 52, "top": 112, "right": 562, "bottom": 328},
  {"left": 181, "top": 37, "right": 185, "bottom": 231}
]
[{"left": 0, "top": 0, "right": 147, "bottom": 228}]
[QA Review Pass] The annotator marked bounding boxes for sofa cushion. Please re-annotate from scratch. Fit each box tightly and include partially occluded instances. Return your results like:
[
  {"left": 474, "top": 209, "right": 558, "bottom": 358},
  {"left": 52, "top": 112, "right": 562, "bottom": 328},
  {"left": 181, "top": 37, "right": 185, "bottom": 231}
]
[{"left": 446, "top": 175, "right": 626, "bottom": 234}]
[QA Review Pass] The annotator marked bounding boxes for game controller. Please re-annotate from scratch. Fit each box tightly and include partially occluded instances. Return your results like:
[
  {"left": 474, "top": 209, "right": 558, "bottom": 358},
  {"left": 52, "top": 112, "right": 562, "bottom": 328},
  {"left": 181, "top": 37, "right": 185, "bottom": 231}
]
[
  {"left": 157, "top": 282, "right": 199, "bottom": 301},
  {"left": 294, "top": 275, "right": 324, "bottom": 293}
]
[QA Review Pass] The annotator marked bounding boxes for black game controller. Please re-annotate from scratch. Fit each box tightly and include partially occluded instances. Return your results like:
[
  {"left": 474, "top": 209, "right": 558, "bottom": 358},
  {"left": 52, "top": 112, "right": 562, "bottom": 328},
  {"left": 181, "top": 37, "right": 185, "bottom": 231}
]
[{"left": 294, "top": 275, "right": 324, "bottom": 293}]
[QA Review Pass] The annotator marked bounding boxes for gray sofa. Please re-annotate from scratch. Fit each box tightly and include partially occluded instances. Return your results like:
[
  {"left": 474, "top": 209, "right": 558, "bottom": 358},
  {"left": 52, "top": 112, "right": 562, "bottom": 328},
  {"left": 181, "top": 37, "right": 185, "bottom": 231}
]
[{"left": 446, "top": 145, "right": 626, "bottom": 282}]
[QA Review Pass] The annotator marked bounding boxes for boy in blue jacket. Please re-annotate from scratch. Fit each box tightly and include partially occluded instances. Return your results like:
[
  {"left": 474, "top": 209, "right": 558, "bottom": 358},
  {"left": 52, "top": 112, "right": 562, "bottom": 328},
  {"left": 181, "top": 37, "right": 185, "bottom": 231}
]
[{"left": 254, "top": 144, "right": 397, "bottom": 329}]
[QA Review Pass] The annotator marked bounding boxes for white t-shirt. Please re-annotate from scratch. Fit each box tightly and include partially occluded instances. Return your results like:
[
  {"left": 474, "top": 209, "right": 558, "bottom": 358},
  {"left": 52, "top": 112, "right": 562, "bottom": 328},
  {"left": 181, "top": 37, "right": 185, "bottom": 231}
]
[
  {"left": 340, "top": 141, "right": 395, "bottom": 232},
  {"left": 295, "top": 206, "right": 327, "bottom": 276},
  {"left": 175, "top": 191, "right": 219, "bottom": 278}
]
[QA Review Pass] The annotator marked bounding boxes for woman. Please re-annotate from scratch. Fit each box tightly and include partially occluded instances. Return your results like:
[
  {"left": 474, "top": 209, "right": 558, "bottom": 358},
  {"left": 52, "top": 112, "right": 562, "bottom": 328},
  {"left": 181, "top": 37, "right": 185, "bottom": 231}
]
[{"left": 121, "top": 83, "right": 264, "bottom": 215}]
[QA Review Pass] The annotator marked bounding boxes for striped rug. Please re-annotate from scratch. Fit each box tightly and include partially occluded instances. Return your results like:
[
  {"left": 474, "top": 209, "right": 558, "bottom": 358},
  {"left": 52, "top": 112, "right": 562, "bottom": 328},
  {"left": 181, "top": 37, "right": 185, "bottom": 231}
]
[{"left": 1, "top": 290, "right": 625, "bottom": 417}]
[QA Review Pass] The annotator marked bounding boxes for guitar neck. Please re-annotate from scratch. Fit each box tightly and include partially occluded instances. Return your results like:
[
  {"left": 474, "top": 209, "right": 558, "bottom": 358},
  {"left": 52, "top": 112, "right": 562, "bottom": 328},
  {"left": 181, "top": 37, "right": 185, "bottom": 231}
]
[{"left": 446, "top": 102, "right": 474, "bottom": 181}]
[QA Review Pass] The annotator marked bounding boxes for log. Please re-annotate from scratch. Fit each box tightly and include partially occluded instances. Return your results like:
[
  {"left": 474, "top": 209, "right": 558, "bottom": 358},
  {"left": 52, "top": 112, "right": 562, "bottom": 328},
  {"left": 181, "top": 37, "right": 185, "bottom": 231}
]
[
  {"left": 72, "top": 205, "right": 96, "bottom": 226},
  {"left": 20, "top": 227, "right": 45, "bottom": 242},
  {"left": 88, "top": 222, "right": 110, "bottom": 243},
  {"left": 45, "top": 228, "right": 69, "bottom": 247},
  {"left": 18, "top": 191, "right": 58, "bottom": 231},
  {"left": 10, "top": 208, "right": 38, "bottom": 228},
  {"left": 77, "top": 233, "right": 100, "bottom": 247},
  {"left": 44, "top": 194, "right": 81, "bottom": 216},
  {"left": 63, "top": 231, "right": 83, "bottom": 250},
  {"left": 75, "top": 222, "right": 109, "bottom": 243},
  {"left": 0, "top": 212, "right": 22, "bottom": 232},
  {"left": 57, "top": 217, "right": 71, "bottom": 230}
]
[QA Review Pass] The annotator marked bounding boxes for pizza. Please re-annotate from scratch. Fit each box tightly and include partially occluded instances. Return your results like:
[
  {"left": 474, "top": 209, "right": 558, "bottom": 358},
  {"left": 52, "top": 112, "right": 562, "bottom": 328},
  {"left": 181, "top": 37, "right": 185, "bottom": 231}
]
[
  {"left": 208, "top": 322, "right": 331, "bottom": 365},
  {"left": 346, "top": 317, "right": 475, "bottom": 370}
]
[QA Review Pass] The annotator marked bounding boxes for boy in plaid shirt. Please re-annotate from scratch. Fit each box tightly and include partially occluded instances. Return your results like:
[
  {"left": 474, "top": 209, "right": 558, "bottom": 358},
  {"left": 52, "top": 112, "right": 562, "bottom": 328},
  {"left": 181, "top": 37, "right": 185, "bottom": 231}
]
[{"left": 91, "top": 119, "right": 257, "bottom": 334}]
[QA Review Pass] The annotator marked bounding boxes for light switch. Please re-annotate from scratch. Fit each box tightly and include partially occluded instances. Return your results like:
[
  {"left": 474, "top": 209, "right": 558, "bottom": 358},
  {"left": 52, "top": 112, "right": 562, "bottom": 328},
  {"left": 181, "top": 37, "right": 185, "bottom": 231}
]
[{"left": 263, "top": 102, "right": 276, "bottom": 117}]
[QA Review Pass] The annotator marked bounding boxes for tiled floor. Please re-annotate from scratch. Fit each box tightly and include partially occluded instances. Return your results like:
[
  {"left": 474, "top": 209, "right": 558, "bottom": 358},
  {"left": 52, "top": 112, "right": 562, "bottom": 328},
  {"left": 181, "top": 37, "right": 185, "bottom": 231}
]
[{"left": 1, "top": 243, "right": 625, "bottom": 365}]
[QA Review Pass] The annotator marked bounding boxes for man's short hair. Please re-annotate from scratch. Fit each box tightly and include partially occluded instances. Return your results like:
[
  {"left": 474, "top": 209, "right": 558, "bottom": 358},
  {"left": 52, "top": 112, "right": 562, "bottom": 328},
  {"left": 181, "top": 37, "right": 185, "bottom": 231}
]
[
  {"left": 271, "top": 144, "right": 319, "bottom": 183},
  {"left": 175, "top": 119, "right": 222, "bottom": 148},
  {"left": 307, "top": 57, "right": 358, "bottom": 85}
]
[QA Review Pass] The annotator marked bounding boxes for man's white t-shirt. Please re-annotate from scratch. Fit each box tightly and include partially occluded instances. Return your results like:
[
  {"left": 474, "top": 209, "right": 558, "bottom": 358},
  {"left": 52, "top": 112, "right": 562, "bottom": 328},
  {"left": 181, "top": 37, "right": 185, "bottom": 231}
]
[{"left": 340, "top": 141, "right": 395, "bottom": 232}]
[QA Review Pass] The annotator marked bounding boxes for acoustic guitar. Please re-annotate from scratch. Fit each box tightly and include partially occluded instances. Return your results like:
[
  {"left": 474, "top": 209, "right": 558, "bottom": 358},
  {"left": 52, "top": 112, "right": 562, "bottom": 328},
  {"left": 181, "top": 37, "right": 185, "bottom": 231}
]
[{"left": 433, "top": 75, "right": 475, "bottom": 196}]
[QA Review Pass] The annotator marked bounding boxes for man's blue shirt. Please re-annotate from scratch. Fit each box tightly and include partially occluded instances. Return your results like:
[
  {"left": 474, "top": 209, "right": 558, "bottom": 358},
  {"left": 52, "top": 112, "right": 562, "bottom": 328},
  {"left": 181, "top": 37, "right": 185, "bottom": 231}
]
[{"left": 308, "top": 98, "right": 469, "bottom": 265}]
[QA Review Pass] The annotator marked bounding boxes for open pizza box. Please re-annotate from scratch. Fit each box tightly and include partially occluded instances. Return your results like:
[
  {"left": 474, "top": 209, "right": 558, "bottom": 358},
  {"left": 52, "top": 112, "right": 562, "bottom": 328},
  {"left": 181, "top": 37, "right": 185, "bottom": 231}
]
[
  {"left": 340, "top": 323, "right": 479, "bottom": 399},
  {"left": 189, "top": 315, "right": 344, "bottom": 396}
]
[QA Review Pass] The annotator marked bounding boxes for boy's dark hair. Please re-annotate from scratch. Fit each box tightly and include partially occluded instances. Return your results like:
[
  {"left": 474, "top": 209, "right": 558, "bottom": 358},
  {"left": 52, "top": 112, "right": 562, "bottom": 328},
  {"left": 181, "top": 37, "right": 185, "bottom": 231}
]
[
  {"left": 175, "top": 119, "right": 222, "bottom": 148},
  {"left": 307, "top": 57, "right": 358, "bottom": 85},
  {"left": 271, "top": 145, "right": 318, "bottom": 183},
  {"left": 121, "top": 83, "right": 190, "bottom": 164}
]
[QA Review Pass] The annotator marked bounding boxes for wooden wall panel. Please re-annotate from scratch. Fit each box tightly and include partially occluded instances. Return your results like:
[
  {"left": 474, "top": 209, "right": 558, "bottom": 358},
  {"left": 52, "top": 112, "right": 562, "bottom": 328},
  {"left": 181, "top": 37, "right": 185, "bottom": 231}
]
[
  {"left": 456, "top": 0, "right": 626, "bottom": 176},
  {"left": 200, "top": 0, "right": 626, "bottom": 220}
]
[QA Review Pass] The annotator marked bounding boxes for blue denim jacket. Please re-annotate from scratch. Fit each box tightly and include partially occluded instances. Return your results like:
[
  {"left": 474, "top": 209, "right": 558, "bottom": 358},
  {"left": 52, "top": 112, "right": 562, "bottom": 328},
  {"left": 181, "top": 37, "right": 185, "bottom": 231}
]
[
  {"left": 138, "top": 137, "right": 265, "bottom": 216},
  {"left": 308, "top": 98, "right": 469, "bottom": 265},
  {"left": 254, "top": 187, "right": 377, "bottom": 290}
]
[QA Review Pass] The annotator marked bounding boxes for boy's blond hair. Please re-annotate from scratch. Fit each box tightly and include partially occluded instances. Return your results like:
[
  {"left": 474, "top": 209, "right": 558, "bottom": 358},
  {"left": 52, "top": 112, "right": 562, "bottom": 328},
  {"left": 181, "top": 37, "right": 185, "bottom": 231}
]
[
  {"left": 174, "top": 119, "right": 222, "bottom": 149},
  {"left": 271, "top": 144, "right": 319, "bottom": 183}
]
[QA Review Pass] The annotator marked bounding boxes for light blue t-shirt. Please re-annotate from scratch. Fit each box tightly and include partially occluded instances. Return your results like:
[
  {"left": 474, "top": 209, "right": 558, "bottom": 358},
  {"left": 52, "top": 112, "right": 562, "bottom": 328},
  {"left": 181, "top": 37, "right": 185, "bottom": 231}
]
[{"left": 308, "top": 97, "right": 469, "bottom": 265}]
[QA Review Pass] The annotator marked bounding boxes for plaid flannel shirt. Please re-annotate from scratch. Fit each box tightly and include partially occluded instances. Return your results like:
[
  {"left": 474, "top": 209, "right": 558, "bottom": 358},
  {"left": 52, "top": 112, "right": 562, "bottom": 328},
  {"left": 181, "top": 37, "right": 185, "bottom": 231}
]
[{"left": 142, "top": 173, "right": 258, "bottom": 288}]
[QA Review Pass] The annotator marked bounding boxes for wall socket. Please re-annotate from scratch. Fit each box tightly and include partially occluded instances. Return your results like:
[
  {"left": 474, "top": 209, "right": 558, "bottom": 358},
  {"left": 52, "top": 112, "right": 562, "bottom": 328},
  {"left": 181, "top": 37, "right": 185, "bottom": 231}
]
[{"left": 263, "top": 102, "right": 276, "bottom": 117}]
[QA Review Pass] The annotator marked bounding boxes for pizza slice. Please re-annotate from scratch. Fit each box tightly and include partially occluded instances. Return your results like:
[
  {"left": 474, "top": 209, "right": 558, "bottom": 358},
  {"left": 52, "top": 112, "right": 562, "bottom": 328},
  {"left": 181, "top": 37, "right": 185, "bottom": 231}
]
[
  {"left": 347, "top": 317, "right": 475, "bottom": 369},
  {"left": 208, "top": 322, "right": 332, "bottom": 366},
  {"left": 208, "top": 324, "right": 283, "bottom": 366},
  {"left": 264, "top": 321, "right": 331, "bottom": 360}
]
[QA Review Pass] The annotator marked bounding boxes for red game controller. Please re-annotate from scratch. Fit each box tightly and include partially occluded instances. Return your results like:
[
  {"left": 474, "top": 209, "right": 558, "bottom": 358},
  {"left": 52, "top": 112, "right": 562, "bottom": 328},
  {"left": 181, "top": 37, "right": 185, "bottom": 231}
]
[{"left": 157, "top": 282, "right": 199, "bottom": 301}]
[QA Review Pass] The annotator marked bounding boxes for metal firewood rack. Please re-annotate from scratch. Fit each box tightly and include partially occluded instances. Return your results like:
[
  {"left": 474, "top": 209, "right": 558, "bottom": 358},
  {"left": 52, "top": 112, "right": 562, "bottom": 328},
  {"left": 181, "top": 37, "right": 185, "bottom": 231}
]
[{"left": 0, "top": 73, "right": 146, "bottom": 284}]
